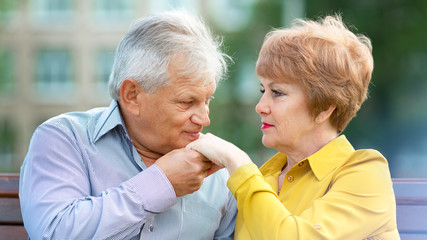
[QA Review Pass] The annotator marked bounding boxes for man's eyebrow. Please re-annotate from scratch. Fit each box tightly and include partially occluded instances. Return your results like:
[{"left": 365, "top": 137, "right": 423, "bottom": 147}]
[{"left": 177, "top": 93, "right": 214, "bottom": 101}]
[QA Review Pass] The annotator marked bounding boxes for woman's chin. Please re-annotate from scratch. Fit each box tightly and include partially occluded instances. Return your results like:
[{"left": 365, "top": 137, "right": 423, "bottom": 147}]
[{"left": 261, "top": 137, "right": 274, "bottom": 149}]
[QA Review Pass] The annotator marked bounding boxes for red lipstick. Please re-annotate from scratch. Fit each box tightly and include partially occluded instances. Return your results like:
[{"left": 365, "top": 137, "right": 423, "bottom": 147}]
[{"left": 261, "top": 122, "right": 274, "bottom": 129}]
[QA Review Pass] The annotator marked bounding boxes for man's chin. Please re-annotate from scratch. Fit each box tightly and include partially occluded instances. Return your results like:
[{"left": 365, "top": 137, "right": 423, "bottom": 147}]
[
  {"left": 173, "top": 140, "right": 194, "bottom": 150},
  {"left": 171, "top": 133, "right": 202, "bottom": 150}
]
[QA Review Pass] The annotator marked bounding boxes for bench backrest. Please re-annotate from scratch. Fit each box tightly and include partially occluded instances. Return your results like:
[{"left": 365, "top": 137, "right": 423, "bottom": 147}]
[
  {"left": 0, "top": 173, "right": 28, "bottom": 240},
  {"left": 393, "top": 178, "right": 427, "bottom": 240}
]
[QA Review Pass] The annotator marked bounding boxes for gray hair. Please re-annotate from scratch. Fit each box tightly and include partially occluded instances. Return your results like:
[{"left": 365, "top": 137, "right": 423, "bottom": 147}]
[{"left": 108, "top": 10, "right": 230, "bottom": 100}]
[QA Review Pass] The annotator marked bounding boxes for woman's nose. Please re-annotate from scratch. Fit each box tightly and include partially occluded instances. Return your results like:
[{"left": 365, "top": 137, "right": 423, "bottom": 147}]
[{"left": 255, "top": 94, "right": 270, "bottom": 116}]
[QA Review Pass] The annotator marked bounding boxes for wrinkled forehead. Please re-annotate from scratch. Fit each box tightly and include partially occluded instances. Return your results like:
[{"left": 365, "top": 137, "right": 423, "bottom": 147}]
[
  {"left": 162, "top": 76, "right": 216, "bottom": 102},
  {"left": 172, "top": 75, "right": 216, "bottom": 92},
  {"left": 168, "top": 54, "right": 216, "bottom": 87}
]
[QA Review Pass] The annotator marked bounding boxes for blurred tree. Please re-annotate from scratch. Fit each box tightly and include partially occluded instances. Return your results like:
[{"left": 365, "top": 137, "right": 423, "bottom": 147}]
[
  {"left": 0, "top": 0, "right": 16, "bottom": 26},
  {"left": 205, "top": 0, "right": 283, "bottom": 165},
  {"left": 306, "top": 0, "right": 427, "bottom": 176},
  {"left": 206, "top": 0, "right": 427, "bottom": 176}
]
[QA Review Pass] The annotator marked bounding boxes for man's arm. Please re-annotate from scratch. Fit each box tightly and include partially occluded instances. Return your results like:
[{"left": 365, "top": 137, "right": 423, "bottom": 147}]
[{"left": 19, "top": 122, "right": 209, "bottom": 239}]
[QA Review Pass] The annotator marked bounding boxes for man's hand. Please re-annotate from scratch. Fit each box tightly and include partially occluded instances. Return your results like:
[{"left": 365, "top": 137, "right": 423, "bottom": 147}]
[
  {"left": 186, "top": 133, "right": 252, "bottom": 174},
  {"left": 155, "top": 148, "right": 218, "bottom": 197}
]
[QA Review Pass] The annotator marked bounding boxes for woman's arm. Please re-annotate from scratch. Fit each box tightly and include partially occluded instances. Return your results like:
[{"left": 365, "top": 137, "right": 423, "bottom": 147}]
[
  {"left": 228, "top": 153, "right": 396, "bottom": 239},
  {"left": 188, "top": 133, "right": 397, "bottom": 239}
]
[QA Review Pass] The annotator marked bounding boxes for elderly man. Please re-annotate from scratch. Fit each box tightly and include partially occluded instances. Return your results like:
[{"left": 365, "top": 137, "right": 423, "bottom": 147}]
[{"left": 19, "top": 11, "right": 236, "bottom": 239}]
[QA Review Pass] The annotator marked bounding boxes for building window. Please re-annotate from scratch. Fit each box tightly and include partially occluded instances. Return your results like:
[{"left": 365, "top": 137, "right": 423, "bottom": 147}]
[
  {"left": 149, "top": 0, "right": 199, "bottom": 14},
  {"left": 0, "top": 50, "right": 14, "bottom": 95},
  {"left": 31, "top": 0, "right": 74, "bottom": 26},
  {"left": 95, "top": 49, "right": 115, "bottom": 93},
  {"left": 0, "top": 119, "right": 16, "bottom": 172},
  {"left": 35, "top": 49, "right": 73, "bottom": 97},
  {"left": 93, "top": 0, "right": 135, "bottom": 26}
]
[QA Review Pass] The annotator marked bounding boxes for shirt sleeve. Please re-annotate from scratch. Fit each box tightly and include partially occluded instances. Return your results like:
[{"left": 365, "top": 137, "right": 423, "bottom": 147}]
[
  {"left": 19, "top": 122, "right": 177, "bottom": 240},
  {"left": 227, "top": 159, "right": 396, "bottom": 240}
]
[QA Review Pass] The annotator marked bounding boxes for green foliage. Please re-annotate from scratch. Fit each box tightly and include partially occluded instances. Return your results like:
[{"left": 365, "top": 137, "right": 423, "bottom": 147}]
[
  {"left": 207, "top": 0, "right": 427, "bottom": 176},
  {"left": 0, "top": 0, "right": 16, "bottom": 24},
  {"left": 305, "top": 0, "right": 427, "bottom": 177},
  {"left": 205, "top": 0, "right": 284, "bottom": 166}
]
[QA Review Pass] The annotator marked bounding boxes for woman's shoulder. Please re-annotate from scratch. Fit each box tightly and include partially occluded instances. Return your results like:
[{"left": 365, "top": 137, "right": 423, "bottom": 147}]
[
  {"left": 334, "top": 148, "right": 392, "bottom": 186},
  {"left": 348, "top": 148, "right": 388, "bottom": 166}
]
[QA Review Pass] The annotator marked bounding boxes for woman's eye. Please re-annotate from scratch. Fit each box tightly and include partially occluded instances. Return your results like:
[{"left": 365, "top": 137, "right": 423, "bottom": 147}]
[
  {"left": 260, "top": 88, "right": 265, "bottom": 94},
  {"left": 272, "top": 89, "right": 285, "bottom": 97}
]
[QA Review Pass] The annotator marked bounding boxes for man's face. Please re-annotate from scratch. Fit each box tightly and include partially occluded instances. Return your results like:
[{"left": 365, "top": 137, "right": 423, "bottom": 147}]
[{"left": 132, "top": 61, "right": 216, "bottom": 156}]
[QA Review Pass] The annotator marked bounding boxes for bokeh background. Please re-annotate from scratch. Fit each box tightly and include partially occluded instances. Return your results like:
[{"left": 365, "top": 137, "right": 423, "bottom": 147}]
[{"left": 0, "top": 0, "right": 426, "bottom": 178}]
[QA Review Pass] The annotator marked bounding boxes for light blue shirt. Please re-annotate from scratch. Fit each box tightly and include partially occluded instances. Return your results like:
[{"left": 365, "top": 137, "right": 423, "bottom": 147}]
[{"left": 19, "top": 100, "right": 236, "bottom": 240}]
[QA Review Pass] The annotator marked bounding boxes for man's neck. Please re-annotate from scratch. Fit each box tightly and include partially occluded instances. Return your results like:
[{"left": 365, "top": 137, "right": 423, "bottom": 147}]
[{"left": 136, "top": 148, "right": 163, "bottom": 168}]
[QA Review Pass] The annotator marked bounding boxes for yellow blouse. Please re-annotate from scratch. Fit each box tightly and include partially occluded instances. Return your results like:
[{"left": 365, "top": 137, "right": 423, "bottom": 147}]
[{"left": 227, "top": 135, "right": 400, "bottom": 240}]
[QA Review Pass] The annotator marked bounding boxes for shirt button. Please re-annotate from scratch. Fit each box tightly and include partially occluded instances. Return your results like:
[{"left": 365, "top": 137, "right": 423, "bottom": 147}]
[
  {"left": 298, "top": 162, "right": 304, "bottom": 166},
  {"left": 149, "top": 224, "right": 154, "bottom": 232},
  {"left": 315, "top": 223, "right": 321, "bottom": 230},
  {"left": 287, "top": 176, "right": 294, "bottom": 182}
]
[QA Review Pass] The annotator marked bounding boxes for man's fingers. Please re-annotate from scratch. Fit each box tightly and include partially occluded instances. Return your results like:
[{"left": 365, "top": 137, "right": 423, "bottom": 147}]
[
  {"left": 206, "top": 163, "right": 223, "bottom": 177},
  {"left": 202, "top": 160, "right": 212, "bottom": 171}
]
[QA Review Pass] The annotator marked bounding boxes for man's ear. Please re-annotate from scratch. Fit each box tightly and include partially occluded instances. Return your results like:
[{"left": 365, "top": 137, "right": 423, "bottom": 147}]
[
  {"left": 119, "top": 78, "right": 143, "bottom": 116},
  {"left": 315, "top": 105, "right": 336, "bottom": 123}
]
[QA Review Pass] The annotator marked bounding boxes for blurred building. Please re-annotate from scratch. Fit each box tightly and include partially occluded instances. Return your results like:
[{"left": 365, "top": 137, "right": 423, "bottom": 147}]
[
  {"left": 0, "top": 0, "right": 204, "bottom": 172},
  {"left": 0, "top": 0, "right": 307, "bottom": 173}
]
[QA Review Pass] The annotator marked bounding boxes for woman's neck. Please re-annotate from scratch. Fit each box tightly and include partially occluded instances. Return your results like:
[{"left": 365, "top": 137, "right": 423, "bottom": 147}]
[{"left": 284, "top": 130, "right": 339, "bottom": 168}]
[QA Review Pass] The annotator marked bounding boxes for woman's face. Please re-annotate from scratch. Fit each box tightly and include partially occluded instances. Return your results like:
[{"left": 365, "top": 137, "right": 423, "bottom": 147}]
[{"left": 255, "top": 78, "right": 315, "bottom": 153}]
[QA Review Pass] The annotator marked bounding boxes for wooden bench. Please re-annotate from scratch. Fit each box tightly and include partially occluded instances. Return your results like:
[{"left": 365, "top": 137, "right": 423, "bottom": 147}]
[
  {"left": 0, "top": 173, "right": 28, "bottom": 240},
  {"left": 393, "top": 178, "right": 427, "bottom": 240},
  {"left": 1, "top": 173, "right": 426, "bottom": 239}
]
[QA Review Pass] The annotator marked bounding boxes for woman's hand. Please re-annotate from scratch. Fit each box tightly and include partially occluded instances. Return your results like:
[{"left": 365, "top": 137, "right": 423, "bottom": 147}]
[{"left": 187, "top": 133, "right": 252, "bottom": 174}]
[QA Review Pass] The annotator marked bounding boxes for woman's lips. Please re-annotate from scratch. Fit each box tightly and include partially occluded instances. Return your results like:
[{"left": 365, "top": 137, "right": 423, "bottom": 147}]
[{"left": 261, "top": 123, "right": 274, "bottom": 129}]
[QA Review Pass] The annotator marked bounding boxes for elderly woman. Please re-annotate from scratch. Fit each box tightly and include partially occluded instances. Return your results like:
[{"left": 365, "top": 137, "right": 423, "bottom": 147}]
[{"left": 188, "top": 15, "right": 399, "bottom": 239}]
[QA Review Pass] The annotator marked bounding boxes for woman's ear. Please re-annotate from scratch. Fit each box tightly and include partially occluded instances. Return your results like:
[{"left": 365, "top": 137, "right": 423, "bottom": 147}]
[
  {"left": 119, "top": 78, "right": 143, "bottom": 116},
  {"left": 315, "top": 105, "right": 336, "bottom": 123}
]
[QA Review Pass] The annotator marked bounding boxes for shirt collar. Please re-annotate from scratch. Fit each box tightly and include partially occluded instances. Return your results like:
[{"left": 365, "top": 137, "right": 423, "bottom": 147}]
[
  {"left": 260, "top": 152, "right": 287, "bottom": 176},
  {"left": 307, "top": 135, "right": 355, "bottom": 181},
  {"left": 260, "top": 135, "right": 355, "bottom": 181},
  {"left": 92, "top": 100, "right": 127, "bottom": 143}
]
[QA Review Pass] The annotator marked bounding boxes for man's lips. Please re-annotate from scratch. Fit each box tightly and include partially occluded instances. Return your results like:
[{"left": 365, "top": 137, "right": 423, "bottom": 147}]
[
  {"left": 261, "top": 122, "right": 274, "bottom": 129},
  {"left": 185, "top": 131, "right": 201, "bottom": 139}
]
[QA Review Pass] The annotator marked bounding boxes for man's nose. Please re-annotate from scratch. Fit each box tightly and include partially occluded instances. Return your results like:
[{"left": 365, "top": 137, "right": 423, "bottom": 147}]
[{"left": 191, "top": 104, "right": 210, "bottom": 126}]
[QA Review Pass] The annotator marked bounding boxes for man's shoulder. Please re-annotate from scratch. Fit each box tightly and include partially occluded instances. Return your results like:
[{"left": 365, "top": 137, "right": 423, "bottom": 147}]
[
  {"left": 38, "top": 106, "right": 109, "bottom": 142},
  {"left": 43, "top": 107, "right": 107, "bottom": 128}
]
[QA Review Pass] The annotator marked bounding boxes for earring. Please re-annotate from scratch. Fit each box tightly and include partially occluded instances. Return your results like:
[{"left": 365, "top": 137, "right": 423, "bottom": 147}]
[{"left": 315, "top": 118, "right": 320, "bottom": 123}]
